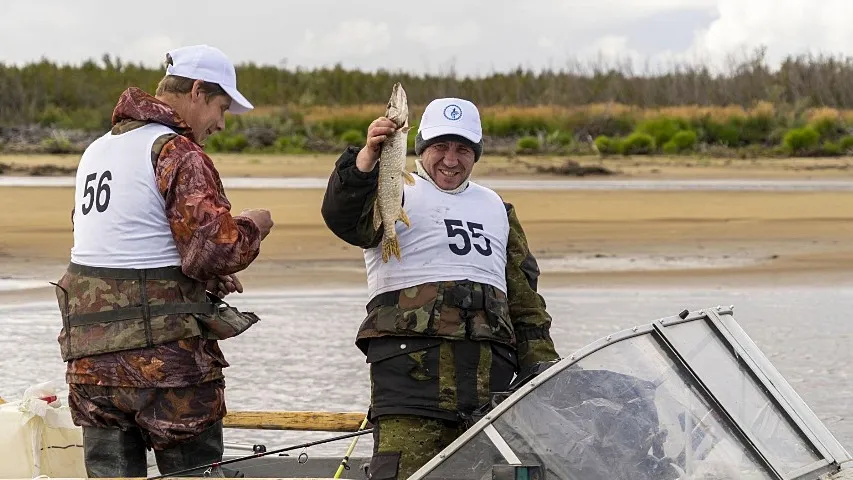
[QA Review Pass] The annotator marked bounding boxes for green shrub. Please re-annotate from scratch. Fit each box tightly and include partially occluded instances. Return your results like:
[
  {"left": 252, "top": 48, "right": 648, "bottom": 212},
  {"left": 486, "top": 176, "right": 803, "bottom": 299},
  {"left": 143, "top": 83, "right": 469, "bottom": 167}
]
[
  {"left": 275, "top": 135, "right": 307, "bottom": 153},
  {"left": 316, "top": 115, "right": 375, "bottom": 136},
  {"left": 739, "top": 113, "right": 775, "bottom": 144},
  {"left": 782, "top": 127, "right": 820, "bottom": 155},
  {"left": 516, "top": 136, "right": 541, "bottom": 154},
  {"left": 547, "top": 130, "right": 574, "bottom": 148},
  {"left": 41, "top": 134, "right": 74, "bottom": 154},
  {"left": 38, "top": 105, "right": 70, "bottom": 127},
  {"left": 594, "top": 135, "right": 620, "bottom": 155},
  {"left": 341, "top": 129, "right": 365, "bottom": 147},
  {"left": 207, "top": 133, "right": 249, "bottom": 153},
  {"left": 637, "top": 116, "right": 688, "bottom": 147},
  {"left": 692, "top": 115, "right": 741, "bottom": 146},
  {"left": 662, "top": 141, "right": 680, "bottom": 154},
  {"left": 663, "top": 130, "right": 698, "bottom": 153},
  {"left": 620, "top": 132, "right": 655, "bottom": 155},
  {"left": 839, "top": 135, "right": 853, "bottom": 152},
  {"left": 821, "top": 141, "right": 842, "bottom": 156},
  {"left": 482, "top": 115, "right": 551, "bottom": 137}
]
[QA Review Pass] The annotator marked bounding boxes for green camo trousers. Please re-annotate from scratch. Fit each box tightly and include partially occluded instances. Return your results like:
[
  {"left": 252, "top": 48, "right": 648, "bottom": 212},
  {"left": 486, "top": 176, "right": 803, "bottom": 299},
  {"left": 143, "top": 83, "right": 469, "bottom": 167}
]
[{"left": 369, "top": 415, "right": 466, "bottom": 479}]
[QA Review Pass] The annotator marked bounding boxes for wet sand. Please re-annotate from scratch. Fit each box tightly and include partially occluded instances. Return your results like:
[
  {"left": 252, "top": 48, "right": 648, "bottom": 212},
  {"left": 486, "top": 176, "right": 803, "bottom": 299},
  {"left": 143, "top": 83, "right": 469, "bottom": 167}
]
[
  {"left": 2, "top": 178, "right": 853, "bottom": 303},
  {"left": 3, "top": 152, "right": 853, "bottom": 299}
]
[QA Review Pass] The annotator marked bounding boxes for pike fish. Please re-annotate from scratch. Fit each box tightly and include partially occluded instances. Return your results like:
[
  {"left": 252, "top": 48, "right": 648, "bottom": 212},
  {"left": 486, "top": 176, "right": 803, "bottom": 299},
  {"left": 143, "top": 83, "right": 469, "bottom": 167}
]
[{"left": 373, "top": 82, "right": 415, "bottom": 262}]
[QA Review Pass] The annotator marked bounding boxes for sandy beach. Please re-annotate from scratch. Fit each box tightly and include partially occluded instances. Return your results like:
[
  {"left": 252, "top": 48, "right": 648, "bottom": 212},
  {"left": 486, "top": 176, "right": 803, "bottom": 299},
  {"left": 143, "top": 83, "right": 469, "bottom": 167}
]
[{"left": 2, "top": 152, "right": 853, "bottom": 304}]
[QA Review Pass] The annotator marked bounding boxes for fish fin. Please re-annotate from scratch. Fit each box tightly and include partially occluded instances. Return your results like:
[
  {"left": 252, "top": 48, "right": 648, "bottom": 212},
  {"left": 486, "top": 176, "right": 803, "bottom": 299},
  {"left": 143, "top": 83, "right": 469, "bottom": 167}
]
[
  {"left": 372, "top": 197, "right": 382, "bottom": 232},
  {"left": 400, "top": 125, "right": 411, "bottom": 134},
  {"left": 399, "top": 207, "right": 411, "bottom": 228},
  {"left": 382, "top": 236, "right": 402, "bottom": 263},
  {"left": 402, "top": 170, "right": 416, "bottom": 186}
]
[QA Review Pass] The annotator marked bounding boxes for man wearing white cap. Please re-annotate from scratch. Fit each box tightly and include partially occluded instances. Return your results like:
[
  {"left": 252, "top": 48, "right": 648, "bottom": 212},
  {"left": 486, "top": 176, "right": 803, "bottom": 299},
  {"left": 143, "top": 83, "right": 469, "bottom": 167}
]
[
  {"left": 53, "top": 44, "right": 273, "bottom": 477},
  {"left": 321, "top": 97, "right": 560, "bottom": 479}
]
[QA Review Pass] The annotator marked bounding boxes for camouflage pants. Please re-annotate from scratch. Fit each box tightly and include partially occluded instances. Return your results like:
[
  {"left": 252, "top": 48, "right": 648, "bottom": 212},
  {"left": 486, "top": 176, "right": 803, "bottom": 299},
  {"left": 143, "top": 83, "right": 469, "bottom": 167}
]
[
  {"left": 366, "top": 337, "right": 517, "bottom": 479},
  {"left": 68, "top": 379, "right": 226, "bottom": 450},
  {"left": 370, "top": 415, "right": 466, "bottom": 479}
]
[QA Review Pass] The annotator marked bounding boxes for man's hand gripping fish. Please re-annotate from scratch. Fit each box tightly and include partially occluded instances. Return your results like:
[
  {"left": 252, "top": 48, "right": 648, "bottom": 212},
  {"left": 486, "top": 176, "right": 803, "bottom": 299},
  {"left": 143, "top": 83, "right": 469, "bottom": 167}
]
[{"left": 374, "top": 82, "right": 415, "bottom": 262}]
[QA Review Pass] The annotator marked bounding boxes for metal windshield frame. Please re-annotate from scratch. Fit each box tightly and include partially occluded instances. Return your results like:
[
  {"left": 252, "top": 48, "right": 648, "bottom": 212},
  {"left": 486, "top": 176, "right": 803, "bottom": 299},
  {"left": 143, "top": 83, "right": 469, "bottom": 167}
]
[{"left": 409, "top": 305, "right": 852, "bottom": 480}]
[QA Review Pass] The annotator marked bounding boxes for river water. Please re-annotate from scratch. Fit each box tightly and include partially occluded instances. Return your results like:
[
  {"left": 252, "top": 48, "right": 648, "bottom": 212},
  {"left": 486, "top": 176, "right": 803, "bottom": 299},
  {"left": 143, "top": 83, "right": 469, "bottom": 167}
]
[{"left": 1, "top": 284, "right": 851, "bottom": 459}]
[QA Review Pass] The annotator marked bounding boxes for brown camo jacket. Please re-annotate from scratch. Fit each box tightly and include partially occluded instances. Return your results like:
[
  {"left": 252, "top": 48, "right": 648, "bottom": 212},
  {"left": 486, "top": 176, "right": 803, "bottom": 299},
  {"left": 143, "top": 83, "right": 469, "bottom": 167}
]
[{"left": 62, "top": 87, "right": 262, "bottom": 388}]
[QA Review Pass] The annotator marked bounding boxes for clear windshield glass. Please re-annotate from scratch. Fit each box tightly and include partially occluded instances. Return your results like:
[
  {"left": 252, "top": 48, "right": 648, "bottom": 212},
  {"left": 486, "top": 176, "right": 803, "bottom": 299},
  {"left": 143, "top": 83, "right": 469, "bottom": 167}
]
[
  {"left": 662, "top": 318, "right": 821, "bottom": 472},
  {"left": 414, "top": 428, "right": 508, "bottom": 479},
  {"left": 419, "top": 332, "right": 776, "bottom": 480}
]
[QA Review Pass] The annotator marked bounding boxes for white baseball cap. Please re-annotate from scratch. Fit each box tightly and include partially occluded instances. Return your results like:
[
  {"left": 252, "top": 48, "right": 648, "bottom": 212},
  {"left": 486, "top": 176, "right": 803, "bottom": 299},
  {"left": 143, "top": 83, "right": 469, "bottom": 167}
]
[
  {"left": 165, "top": 44, "right": 254, "bottom": 114},
  {"left": 417, "top": 97, "right": 482, "bottom": 143}
]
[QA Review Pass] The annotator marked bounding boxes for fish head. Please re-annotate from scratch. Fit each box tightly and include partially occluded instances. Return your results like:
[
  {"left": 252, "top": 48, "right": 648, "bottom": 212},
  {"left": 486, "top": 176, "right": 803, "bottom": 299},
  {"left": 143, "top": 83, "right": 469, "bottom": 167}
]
[{"left": 385, "top": 82, "right": 409, "bottom": 128}]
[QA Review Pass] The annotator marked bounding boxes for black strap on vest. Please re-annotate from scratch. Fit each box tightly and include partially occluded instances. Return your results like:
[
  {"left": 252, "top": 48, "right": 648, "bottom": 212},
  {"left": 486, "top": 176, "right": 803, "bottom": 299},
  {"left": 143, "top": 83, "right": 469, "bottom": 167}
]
[
  {"left": 67, "top": 262, "right": 190, "bottom": 281},
  {"left": 66, "top": 262, "right": 215, "bottom": 329},
  {"left": 67, "top": 302, "right": 215, "bottom": 327},
  {"left": 366, "top": 291, "right": 400, "bottom": 312}
]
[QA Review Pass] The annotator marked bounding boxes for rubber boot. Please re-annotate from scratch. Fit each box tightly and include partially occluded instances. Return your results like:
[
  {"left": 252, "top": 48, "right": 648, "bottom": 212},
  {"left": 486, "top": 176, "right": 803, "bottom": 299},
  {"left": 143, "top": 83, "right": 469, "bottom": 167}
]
[
  {"left": 154, "top": 420, "right": 225, "bottom": 477},
  {"left": 82, "top": 426, "right": 149, "bottom": 478}
]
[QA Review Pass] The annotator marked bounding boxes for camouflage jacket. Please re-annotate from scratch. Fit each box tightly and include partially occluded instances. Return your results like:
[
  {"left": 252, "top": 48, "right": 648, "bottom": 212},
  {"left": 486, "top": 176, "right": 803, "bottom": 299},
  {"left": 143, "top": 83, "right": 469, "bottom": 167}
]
[
  {"left": 59, "top": 87, "right": 262, "bottom": 388},
  {"left": 321, "top": 147, "right": 560, "bottom": 371}
]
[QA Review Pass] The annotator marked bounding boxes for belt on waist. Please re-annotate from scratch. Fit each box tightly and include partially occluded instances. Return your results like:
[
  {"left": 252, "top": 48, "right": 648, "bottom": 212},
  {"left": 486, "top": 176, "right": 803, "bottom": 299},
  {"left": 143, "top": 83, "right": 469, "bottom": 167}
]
[{"left": 68, "top": 262, "right": 189, "bottom": 281}]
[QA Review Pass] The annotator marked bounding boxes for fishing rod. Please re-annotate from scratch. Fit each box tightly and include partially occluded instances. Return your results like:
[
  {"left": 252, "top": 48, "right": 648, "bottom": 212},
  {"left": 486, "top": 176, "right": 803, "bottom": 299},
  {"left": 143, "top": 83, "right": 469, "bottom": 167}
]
[
  {"left": 147, "top": 428, "right": 373, "bottom": 480},
  {"left": 334, "top": 416, "right": 370, "bottom": 478}
]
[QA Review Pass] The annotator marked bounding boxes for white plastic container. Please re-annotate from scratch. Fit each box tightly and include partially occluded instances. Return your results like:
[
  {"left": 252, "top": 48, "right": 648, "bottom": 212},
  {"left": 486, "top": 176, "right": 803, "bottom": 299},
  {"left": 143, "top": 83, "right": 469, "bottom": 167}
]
[{"left": 0, "top": 380, "right": 86, "bottom": 479}]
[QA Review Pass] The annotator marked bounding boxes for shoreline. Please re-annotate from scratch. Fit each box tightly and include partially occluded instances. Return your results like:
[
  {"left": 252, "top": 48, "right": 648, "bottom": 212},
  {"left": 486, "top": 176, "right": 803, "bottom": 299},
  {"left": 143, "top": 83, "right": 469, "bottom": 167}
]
[
  {"left": 2, "top": 155, "right": 853, "bottom": 305},
  {"left": 3, "top": 153, "right": 853, "bottom": 181}
]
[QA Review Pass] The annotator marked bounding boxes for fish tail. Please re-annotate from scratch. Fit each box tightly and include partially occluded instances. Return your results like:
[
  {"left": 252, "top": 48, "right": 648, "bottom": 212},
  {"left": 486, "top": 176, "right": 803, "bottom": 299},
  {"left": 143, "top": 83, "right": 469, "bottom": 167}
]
[{"left": 381, "top": 235, "right": 402, "bottom": 263}]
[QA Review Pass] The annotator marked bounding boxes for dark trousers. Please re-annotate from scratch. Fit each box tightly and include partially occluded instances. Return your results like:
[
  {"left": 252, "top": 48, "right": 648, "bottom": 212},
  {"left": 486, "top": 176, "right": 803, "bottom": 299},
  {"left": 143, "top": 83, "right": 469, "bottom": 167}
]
[{"left": 366, "top": 337, "right": 517, "bottom": 479}]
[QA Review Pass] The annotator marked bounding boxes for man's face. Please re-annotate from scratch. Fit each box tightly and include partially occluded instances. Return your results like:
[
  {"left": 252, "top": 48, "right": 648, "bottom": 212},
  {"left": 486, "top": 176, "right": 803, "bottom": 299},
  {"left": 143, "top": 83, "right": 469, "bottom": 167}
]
[
  {"left": 421, "top": 139, "right": 476, "bottom": 190},
  {"left": 184, "top": 80, "right": 231, "bottom": 144}
]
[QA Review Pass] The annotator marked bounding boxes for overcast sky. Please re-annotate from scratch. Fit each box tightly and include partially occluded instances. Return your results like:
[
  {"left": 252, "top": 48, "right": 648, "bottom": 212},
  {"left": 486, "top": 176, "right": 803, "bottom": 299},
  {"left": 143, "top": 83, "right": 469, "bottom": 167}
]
[{"left": 2, "top": 0, "right": 851, "bottom": 76}]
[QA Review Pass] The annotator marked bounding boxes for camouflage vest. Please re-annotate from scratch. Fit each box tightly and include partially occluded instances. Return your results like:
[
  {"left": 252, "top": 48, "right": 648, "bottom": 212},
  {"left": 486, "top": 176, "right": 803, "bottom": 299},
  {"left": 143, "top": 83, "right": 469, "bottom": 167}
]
[
  {"left": 355, "top": 280, "right": 515, "bottom": 354},
  {"left": 53, "top": 262, "right": 215, "bottom": 361}
]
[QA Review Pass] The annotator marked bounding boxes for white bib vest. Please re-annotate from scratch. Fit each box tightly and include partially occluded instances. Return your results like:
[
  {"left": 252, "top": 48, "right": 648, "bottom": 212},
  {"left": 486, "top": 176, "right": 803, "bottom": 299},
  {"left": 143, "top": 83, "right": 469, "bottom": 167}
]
[
  {"left": 70, "top": 123, "right": 183, "bottom": 268},
  {"left": 364, "top": 175, "right": 509, "bottom": 299}
]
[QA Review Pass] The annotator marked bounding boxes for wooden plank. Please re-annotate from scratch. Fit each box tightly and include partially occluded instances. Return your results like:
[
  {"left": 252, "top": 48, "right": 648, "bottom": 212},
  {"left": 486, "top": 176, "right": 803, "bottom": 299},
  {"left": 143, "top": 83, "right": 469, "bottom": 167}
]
[{"left": 222, "top": 411, "right": 368, "bottom": 432}]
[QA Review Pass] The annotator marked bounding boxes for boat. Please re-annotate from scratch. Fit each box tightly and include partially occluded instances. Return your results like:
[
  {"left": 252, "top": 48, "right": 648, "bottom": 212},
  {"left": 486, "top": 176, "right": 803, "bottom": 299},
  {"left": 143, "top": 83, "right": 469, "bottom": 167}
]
[{"left": 2, "top": 304, "right": 851, "bottom": 479}]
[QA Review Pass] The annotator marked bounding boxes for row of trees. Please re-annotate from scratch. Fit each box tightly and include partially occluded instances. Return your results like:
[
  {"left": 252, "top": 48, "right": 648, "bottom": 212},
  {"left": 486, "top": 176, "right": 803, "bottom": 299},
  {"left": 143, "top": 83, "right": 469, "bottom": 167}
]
[
  {"left": 6, "top": 48, "right": 853, "bottom": 129},
  {"left": 5, "top": 47, "right": 853, "bottom": 158}
]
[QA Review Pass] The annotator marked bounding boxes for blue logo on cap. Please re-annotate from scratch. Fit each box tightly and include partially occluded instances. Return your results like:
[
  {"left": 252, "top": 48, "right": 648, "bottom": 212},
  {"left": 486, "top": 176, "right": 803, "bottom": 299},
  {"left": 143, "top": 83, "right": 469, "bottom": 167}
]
[{"left": 443, "top": 104, "right": 462, "bottom": 121}]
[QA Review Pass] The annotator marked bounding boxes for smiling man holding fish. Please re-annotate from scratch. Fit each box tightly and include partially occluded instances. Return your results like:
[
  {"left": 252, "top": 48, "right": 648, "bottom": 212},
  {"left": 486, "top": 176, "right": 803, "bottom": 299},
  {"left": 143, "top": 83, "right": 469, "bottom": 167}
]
[{"left": 321, "top": 87, "right": 561, "bottom": 479}]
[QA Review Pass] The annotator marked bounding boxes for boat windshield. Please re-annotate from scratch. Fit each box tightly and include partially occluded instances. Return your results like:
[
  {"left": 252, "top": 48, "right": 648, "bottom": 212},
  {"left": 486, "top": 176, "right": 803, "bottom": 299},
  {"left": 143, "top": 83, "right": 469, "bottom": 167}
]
[{"left": 412, "top": 308, "right": 847, "bottom": 480}]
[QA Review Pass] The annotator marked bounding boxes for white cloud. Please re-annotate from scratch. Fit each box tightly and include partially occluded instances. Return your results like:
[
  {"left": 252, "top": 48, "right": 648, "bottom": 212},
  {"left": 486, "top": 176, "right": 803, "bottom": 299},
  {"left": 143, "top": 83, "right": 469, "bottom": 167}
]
[
  {"left": 118, "top": 35, "right": 181, "bottom": 67},
  {"left": 295, "top": 19, "right": 392, "bottom": 62},
  {"left": 1, "top": 0, "right": 850, "bottom": 76},
  {"left": 687, "top": 0, "right": 853, "bottom": 70},
  {"left": 405, "top": 23, "right": 482, "bottom": 50},
  {"left": 537, "top": 37, "right": 555, "bottom": 50},
  {"left": 522, "top": 0, "right": 716, "bottom": 31},
  {"left": 573, "top": 35, "right": 646, "bottom": 72}
]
